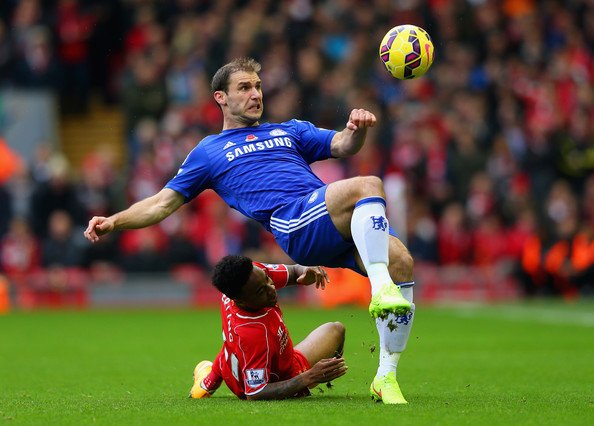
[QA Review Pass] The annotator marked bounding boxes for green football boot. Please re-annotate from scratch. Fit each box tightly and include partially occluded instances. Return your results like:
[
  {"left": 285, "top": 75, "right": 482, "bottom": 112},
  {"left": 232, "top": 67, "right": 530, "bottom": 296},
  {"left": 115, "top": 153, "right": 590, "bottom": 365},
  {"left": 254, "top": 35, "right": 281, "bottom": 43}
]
[
  {"left": 370, "top": 372, "right": 408, "bottom": 404},
  {"left": 368, "top": 283, "right": 411, "bottom": 319}
]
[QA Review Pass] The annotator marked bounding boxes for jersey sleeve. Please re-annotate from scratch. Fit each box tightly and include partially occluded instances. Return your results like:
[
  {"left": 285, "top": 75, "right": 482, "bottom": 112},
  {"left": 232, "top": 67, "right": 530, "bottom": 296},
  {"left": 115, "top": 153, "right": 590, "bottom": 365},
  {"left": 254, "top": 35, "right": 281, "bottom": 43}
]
[
  {"left": 164, "top": 142, "right": 211, "bottom": 202},
  {"left": 236, "top": 323, "right": 272, "bottom": 396},
  {"left": 253, "top": 262, "right": 289, "bottom": 289},
  {"left": 287, "top": 119, "right": 335, "bottom": 164}
]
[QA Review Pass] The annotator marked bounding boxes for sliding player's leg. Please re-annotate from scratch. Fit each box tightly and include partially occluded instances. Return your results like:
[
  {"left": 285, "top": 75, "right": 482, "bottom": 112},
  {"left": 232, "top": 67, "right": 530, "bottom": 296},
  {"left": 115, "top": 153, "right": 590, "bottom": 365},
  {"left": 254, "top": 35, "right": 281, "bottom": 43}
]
[{"left": 189, "top": 350, "right": 224, "bottom": 399}]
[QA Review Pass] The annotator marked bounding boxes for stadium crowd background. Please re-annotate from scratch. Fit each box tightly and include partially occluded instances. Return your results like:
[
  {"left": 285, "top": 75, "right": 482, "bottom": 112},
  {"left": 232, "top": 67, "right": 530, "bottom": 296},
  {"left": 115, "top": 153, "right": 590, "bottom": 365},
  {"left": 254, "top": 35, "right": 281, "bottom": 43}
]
[{"left": 0, "top": 0, "right": 593, "bottom": 305}]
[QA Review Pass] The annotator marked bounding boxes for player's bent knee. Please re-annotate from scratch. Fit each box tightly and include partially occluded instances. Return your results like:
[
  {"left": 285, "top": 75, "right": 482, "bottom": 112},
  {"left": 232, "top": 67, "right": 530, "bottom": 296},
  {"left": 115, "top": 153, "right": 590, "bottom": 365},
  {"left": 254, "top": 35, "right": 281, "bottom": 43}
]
[
  {"left": 354, "top": 176, "right": 384, "bottom": 199},
  {"left": 331, "top": 321, "right": 345, "bottom": 339},
  {"left": 328, "top": 321, "right": 345, "bottom": 351}
]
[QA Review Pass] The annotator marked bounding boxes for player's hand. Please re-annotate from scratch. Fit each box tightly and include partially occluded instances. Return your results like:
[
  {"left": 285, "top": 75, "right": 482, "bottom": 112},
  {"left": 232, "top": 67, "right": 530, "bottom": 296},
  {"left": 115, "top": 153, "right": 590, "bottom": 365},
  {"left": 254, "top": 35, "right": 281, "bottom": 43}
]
[
  {"left": 346, "top": 108, "right": 376, "bottom": 132},
  {"left": 296, "top": 266, "right": 329, "bottom": 289},
  {"left": 84, "top": 216, "right": 115, "bottom": 243},
  {"left": 307, "top": 357, "right": 348, "bottom": 384}
]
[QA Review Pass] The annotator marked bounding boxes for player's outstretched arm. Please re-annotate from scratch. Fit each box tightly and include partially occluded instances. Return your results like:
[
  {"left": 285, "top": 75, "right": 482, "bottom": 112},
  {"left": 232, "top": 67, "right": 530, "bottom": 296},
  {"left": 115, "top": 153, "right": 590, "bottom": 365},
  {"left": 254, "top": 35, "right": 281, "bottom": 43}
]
[
  {"left": 84, "top": 188, "right": 185, "bottom": 243},
  {"left": 287, "top": 265, "right": 329, "bottom": 289},
  {"left": 246, "top": 357, "right": 348, "bottom": 401},
  {"left": 330, "top": 108, "right": 377, "bottom": 158}
]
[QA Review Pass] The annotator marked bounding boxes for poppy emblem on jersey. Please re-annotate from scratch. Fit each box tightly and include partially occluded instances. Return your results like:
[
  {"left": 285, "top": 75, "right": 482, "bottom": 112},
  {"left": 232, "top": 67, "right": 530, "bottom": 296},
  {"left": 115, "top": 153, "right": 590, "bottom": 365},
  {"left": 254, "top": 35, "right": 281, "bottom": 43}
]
[
  {"left": 245, "top": 369, "right": 266, "bottom": 388},
  {"left": 269, "top": 129, "right": 288, "bottom": 136},
  {"left": 223, "top": 141, "right": 236, "bottom": 150},
  {"left": 245, "top": 134, "right": 258, "bottom": 142}
]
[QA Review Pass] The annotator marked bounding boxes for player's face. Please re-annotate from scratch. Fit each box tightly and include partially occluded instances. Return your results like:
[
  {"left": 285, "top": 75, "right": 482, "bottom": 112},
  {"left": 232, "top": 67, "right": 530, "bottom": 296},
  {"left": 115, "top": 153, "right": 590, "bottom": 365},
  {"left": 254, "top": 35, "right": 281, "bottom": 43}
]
[
  {"left": 237, "top": 266, "right": 278, "bottom": 310},
  {"left": 221, "top": 71, "right": 263, "bottom": 127}
]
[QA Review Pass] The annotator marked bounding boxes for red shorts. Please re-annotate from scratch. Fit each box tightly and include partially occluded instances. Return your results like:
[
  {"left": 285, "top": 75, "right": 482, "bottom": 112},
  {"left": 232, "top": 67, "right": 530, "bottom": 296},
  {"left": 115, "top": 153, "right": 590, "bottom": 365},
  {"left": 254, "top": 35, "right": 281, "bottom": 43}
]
[
  {"left": 292, "top": 349, "right": 311, "bottom": 375},
  {"left": 291, "top": 349, "right": 312, "bottom": 397}
]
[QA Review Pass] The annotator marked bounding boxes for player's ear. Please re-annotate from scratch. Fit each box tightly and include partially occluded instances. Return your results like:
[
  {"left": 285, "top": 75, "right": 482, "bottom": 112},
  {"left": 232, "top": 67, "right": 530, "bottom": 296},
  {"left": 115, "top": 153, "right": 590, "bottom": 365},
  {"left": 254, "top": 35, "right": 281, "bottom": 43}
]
[{"left": 213, "top": 90, "right": 227, "bottom": 106}]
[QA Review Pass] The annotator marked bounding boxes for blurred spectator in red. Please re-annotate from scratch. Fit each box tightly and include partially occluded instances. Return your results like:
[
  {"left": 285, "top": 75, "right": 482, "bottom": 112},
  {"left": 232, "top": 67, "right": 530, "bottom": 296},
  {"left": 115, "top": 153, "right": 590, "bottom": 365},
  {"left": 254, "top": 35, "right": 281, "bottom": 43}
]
[
  {"left": 186, "top": 192, "right": 246, "bottom": 268},
  {"left": 471, "top": 214, "right": 510, "bottom": 266},
  {"left": 465, "top": 172, "right": 496, "bottom": 225},
  {"left": 128, "top": 149, "right": 163, "bottom": 204},
  {"left": 119, "top": 225, "right": 169, "bottom": 272},
  {"left": 55, "top": 0, "right": 97, "bottom": 114},
  {"left": 123, "top": 3, "right": 158, "bottom": 56},
  {"left": 437, "top": 202, "right": 472, "bottom": 265},
  {"left": 0, "top": 216, "right": 40, "bottom": 276},
  {"left": 506, "top": 206, "right": 538, "bottom": 263}
]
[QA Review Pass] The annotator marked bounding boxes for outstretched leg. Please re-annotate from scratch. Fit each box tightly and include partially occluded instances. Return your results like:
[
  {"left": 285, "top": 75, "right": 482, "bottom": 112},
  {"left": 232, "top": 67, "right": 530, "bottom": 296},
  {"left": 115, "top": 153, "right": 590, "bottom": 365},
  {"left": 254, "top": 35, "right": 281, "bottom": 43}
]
[
  {"left": 357, "top": 236, "right": 415, "bottom": 404},
  {"left": 326, "top": 176, "right": 412, "bottom": 318},
  {"left": 326, "top": 177, "right": 415, "bottom": 404}
]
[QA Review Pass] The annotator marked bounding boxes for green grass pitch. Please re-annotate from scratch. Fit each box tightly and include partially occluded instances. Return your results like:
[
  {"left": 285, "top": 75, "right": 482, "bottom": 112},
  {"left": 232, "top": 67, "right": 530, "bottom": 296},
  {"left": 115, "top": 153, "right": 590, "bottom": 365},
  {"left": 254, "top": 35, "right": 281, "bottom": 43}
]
[{"left": 1, "top": 301, "right": 593, "bottom": 425}]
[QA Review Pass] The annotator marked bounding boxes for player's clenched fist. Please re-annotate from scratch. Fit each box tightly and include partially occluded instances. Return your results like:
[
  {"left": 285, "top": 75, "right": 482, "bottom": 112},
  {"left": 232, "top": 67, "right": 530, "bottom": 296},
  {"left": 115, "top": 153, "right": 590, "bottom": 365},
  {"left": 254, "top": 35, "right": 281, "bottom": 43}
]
[
  {"left": 84, "top": 216, "right": 115, "bottom": 243},
  {"left": 346, "top": 109, "right": 376, "bottom": 131}
]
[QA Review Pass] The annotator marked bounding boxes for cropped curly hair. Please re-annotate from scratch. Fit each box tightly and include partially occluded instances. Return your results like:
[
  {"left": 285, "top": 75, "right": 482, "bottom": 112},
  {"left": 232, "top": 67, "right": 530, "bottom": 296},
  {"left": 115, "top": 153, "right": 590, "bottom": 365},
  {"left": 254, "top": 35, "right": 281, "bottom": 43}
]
[{"left": 211, "top": 255, "right": 254, "bottom": 299}]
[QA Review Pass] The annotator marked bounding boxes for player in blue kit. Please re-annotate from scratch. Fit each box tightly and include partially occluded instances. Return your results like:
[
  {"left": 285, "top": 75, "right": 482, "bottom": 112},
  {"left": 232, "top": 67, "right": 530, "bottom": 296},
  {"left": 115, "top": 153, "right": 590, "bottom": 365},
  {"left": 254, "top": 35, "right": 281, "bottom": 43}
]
[{"left": 84, "top": 57, "right": 415, "bottom": 404}]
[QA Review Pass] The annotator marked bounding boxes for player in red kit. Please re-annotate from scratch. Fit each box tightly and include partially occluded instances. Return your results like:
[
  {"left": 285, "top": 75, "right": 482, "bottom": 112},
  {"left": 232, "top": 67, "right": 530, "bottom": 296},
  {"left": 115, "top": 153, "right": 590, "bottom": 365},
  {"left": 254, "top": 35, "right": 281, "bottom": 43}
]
[{"left": 189, "top": 255, "right": 347, "bottom": 400}]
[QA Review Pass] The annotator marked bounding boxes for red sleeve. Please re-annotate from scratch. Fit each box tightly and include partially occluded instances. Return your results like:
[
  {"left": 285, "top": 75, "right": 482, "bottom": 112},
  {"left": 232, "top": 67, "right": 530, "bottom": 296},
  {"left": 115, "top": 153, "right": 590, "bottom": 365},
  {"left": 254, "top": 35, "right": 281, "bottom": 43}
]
[
  {"left": 252, "top": 262, "right": 289, "bottom": 289},
  {"left": 236, "top": 322, "right": 271, "bottom": 396}
]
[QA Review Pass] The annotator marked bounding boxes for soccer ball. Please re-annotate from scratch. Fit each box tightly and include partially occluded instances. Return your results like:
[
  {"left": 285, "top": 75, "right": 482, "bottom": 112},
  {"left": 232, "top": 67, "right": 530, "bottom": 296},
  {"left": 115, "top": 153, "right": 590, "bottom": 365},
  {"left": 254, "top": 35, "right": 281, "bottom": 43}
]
[{"left": 379, "top": 24, "right": 435, "bottom": 80}]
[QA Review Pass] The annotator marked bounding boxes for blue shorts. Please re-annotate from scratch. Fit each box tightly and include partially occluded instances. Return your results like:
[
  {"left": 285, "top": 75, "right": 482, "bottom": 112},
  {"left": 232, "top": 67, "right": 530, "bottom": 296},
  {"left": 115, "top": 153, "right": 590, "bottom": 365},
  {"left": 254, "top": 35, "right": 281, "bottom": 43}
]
[{"left": 269, "top": 185, "right": 397, "bottom": 275}]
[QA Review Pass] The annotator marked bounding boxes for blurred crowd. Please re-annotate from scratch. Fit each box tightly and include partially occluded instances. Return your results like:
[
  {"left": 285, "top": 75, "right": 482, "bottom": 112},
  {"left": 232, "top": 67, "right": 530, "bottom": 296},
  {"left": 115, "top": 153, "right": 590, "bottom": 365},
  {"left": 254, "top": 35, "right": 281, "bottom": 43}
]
[{"left": 0, "top": 0, "right": 594, "bottom": 299}]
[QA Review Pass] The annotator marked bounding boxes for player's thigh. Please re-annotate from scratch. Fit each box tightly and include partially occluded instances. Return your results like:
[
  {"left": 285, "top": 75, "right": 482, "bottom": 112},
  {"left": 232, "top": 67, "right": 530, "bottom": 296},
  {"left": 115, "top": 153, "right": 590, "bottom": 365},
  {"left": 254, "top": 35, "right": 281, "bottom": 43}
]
[
  {"left": 294, "top": 322, "right": 345, "bottom": 366},
  {"left": 325, "top": 176, "right": 386, "bottom": 238}
]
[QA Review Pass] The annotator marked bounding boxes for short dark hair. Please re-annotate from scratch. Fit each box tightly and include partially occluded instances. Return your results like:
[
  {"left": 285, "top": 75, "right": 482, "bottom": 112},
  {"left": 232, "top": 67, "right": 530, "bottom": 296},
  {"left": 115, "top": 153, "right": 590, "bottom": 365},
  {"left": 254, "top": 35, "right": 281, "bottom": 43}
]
[
  {"left": 210, "top": 57, "right": 261, "bottom": 93},
  {"left": 212, "top": 255, "right": 254, "bottom": 299}
]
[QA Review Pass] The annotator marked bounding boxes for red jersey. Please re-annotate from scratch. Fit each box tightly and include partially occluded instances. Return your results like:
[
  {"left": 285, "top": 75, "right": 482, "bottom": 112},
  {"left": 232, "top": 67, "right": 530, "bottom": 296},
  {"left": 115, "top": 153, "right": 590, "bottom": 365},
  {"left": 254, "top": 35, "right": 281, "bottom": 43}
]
[{"left": 213, "top": 263, "right": 308, "bottom": 399}]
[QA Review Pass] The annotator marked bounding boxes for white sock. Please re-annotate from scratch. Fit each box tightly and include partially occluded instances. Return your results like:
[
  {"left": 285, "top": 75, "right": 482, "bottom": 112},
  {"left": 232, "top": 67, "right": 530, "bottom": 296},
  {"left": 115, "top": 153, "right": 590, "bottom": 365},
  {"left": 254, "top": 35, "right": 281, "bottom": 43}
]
[
  {"left": 350, "top": 197, "right": 391, "bottom": 295},
  {"left": 376, "top": 286, "right": 415, "bottom": 377}
]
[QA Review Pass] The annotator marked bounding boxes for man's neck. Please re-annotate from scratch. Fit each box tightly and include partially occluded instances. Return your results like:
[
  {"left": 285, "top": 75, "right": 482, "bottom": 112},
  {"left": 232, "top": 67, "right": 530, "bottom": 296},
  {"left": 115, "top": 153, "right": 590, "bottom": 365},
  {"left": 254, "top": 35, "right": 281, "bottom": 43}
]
[{"left": 222, "top": 119, "right": 260, "bottom": 131}]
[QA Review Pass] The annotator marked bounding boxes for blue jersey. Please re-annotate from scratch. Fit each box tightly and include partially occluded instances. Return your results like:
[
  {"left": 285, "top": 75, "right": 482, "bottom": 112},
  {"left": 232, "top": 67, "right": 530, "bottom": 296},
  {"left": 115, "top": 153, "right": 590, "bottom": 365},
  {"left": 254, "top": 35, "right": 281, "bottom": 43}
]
[{"left": 165, "top": 120, "right": 336, "bottom": 230}]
